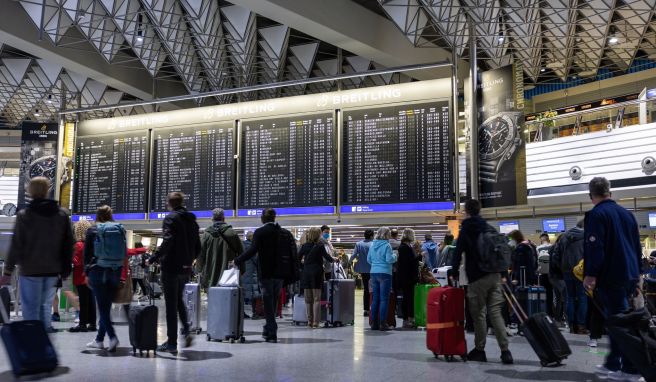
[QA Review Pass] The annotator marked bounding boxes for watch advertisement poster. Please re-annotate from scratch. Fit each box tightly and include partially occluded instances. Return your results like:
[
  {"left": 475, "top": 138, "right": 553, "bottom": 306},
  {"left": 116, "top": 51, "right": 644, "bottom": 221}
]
[
  {"left": 17, "top": 122, "right": 59, "bottom": 210},
  {"left": 477, "top": 64, "right": 527, "bottom": 208}
]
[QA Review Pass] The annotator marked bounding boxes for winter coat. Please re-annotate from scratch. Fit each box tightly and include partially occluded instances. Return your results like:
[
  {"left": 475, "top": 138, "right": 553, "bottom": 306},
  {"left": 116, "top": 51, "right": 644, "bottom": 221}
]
[
  {"left": 72, "top": 241, "right": 86, "bottom": 286},
  {"left": 240, "top": 239, "right": 260, "bottom": 300},
  {"left": 367, "top": 239, "right": 397, "bottom": 275},
  {"left": 151, "top": 207, "right": 201, "bottom": 275},
  {"left": 511, "top": 242, "right": 538, "bottom": 285},
  {"left": 198, "top": 221, "right": 244, "bottom": 289},
  {"left": 350, "top": 240, "right": 372, "bottom": 274},
  {"left": 397, "top": 242, "right": 420, "bottom": 286},
  {"left": 300, "top": 242, "right": 334, "bottom": 289}
]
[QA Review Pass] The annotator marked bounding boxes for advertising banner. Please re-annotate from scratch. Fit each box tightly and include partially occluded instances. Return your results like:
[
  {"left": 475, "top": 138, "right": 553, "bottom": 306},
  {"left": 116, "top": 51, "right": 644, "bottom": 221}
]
[
  {"left": 17, "top": 122, "right": 59, "bottom": 209},
  {"left": 477, "top": 64, "right": 526, "bottom": 207}
]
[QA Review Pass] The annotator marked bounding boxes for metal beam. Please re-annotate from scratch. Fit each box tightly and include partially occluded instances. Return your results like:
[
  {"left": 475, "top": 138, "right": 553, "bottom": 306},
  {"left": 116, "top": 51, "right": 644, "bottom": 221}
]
[
  {"left": 229, "top": 0, "right": 463, "bottom": 80},
  {"left": 0, "top": 0, "right": 187, "bottom": 103}
]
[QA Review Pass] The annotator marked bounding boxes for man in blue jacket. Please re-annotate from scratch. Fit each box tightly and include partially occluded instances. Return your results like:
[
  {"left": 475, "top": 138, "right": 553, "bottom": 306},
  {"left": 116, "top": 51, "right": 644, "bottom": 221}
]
[
  {"left": 583, "top": 177, "right": 642, "bottom": 381},
  {"left": 350, "top": 229, "right": 373, "bottom": 316}
]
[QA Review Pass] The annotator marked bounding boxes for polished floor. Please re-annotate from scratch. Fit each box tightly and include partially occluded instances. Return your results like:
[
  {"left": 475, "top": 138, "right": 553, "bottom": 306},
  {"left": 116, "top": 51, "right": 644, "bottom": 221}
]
[{"left": 0, "top": 291, "right": 604, "bottom": 382}]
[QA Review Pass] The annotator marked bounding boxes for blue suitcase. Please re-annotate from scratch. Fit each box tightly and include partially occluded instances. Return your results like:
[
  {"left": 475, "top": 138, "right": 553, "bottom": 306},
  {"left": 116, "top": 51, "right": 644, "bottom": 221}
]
[
  {"left": 516, "top": 286, "right": 546, "bottom": 316},
  {"left": 0, "top": 299, "right": 58, "bottom": 377}
]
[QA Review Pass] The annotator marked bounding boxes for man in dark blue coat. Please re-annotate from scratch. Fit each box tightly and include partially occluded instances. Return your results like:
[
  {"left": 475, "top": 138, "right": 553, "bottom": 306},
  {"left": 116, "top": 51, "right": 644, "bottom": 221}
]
[{"left": 583, "top": 177, "right": 642, "bottom": 381}]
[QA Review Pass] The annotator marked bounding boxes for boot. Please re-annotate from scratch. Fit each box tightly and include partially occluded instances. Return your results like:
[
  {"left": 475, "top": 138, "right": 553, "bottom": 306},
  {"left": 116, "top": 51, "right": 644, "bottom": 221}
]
[{"left": 576, "top": 325, "right": 590, "bottom": 335}]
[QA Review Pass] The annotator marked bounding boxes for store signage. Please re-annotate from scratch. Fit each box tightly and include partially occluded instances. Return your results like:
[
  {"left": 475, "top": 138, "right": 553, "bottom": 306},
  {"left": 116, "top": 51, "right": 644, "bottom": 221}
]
[
  {"left": 237, "top": 206, "right": 335, "bottom": 217},
  {"left": 148, "top": 210, "right": 234, "bottom": 220},
  {"left": 543, "top": 218, "right": 566, "bottom": 233},
  {"left": 340, "top": 202, "right": 454, "bottom": 214},
  {"left": 17, "top": 122, "right": 59, "bottom": 210},
  {"left": 498, "top": 221, "right": 520, "bottom": 234},
  {"left": 649, "top": 212, "right": 656, "bottom": 228},
  {"left": 525, "top": 93, "right": 640, "bottom": 122}
]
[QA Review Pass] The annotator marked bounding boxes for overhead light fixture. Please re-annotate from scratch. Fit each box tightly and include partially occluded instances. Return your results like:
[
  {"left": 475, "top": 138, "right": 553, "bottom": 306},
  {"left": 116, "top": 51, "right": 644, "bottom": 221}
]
[
  {"left": 46, "top": 94, "right": 52, "bottom": 104},
  {"left": 498, "top": 35, "right": 505, "bottom": 43},
  {"left": 136, "top": 30, "right": 143, "bottom": 43},
  {"left": 540, "top": 68, "right": 546, "bottom": 72},
  {"left": 609, "top": 36, "right": 619, "bottom": 44},
  {"left": 34, "top": 109, "right": 40, "bottom": 117}
]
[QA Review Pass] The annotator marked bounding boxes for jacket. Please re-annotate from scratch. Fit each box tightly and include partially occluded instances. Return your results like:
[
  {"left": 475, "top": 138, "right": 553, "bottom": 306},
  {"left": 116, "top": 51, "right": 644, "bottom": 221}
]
[
  {"left": 72, "top": 241, "right": 86, "bottom": 285},
  {"left": 367, "top": 239, "right": 397, "bottom": 275},
  {"left": 5, "top": 199, "right": 74, "bottom": 278},
  {"left": 452, "top": 215, "right": 502, "bottom": 284},
  {"left": 151, "top": 207, "right": 201, "bottom": 275},
  {"left": 511, "top": 242, "right": 538, "bottom": 285},
  {"left": 422, "top": 240, "right": 438, "bottom": 269},
  {"left": 438, "top": 245, "right": 456, "bottom": 268},
  {"left": 198, "top": 221, "right": 244, "bottom": 289},
  {"left": 397, "top": 242, "right": 420, "bottom": 285},
  {"left": 83, "top": 225, "right": 128, "bottom": 281},
  {"left": 584, "top": 199, "right": 642, "bottom": 288},
  {"left": 559, "top": 227, "right": 584, "bottom": 275},
  {"left": 300, "top": 243, "right": 333, "bottom": 289},
  {"left": 128, "top": 247, "right": 147, "bottom": 280},
  {"left": 240, "top": 239, "right": 259, "bottom": 299},
  {"left": 234, "top": 222, "right": 298, "bottom": 281},
  {"left": 350, "top": 240, "right": 372, "bottom": 274}
]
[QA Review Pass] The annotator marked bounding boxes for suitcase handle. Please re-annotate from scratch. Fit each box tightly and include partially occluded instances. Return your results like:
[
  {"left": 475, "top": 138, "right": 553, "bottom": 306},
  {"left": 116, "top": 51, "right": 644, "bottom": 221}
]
[
  {"left": 502, "top": 282, "right": 529, "bottom": 323},
  {"left": 0, "top": 287, "right": 10, "bottom": 323}
]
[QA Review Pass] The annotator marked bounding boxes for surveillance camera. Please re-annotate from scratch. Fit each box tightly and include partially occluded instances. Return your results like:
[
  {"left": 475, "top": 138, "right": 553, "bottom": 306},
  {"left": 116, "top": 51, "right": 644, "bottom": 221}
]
[{"left": 336, "top": 218, "right": 342, "bottom": 224}]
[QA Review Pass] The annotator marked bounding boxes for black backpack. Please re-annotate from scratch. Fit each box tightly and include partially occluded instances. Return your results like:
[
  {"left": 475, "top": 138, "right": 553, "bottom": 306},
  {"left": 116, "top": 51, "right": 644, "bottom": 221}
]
[
  {"left": 476, "top": 224, "right": 512, "bottom": 273},
  {"left": 273, "top": 226, "right": 299, "bottom": 285}
]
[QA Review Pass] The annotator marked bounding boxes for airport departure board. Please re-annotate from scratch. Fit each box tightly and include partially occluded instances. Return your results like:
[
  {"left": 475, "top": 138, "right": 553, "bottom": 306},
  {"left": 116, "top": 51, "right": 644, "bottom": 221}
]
[
  {"left": 74, "top": 132, "right": 149, "bottom": 215},
  {"left": 239, "top": 114, "right": 335, "bottom": 210},
  {"left": 151, "top": 125, "right": 234, "bottom": 213},
  {"left": 342, "top": 102, "right": 451, "bottom": 205}
]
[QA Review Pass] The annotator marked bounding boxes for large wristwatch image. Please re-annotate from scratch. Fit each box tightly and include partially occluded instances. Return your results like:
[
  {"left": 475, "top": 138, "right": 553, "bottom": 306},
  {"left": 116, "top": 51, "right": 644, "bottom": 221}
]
[{"left": 478, "top": 112, "right": 523, "bottom": 183}]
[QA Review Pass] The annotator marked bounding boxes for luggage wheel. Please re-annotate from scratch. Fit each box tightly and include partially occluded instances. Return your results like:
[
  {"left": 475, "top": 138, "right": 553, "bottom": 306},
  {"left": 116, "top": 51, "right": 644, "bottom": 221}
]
[
  {"left": 432, "top": 352, "right": 439, "bottom": 359},
  {"left": 461, "top": 355, "right": 467, "bottom": 362},
  {"left": 206, "top": 334, "right": 211, "bottom": 342},
  {"left": 229, "top": 338, "right": 235, "bottom": 343},
  {"left": 196, "top": 328, "right": 202, "bottom": 335},
  {"left": 132, "top": 347, "right": 136, "bottom": 356},
  {"left": 445, "top": 355, "right": 455, "bottom": 362},
  {"left": 140, "top": 350, "right": 143, "bottom": 357},
  {"left": 239, "top": 337, "right": 245, "bottom": 343}
]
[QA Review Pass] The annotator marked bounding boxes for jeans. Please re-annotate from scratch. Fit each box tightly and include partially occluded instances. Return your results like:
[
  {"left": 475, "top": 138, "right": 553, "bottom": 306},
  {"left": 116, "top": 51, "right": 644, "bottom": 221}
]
[
  {"left": 361, "top": 273, "right": 370, "bottom": 312},
  {"left": 304, "top": 288, "right": 321, "bottom": 325},
  {"left": 87, "top": 267, "right": 121, "bottom": 342},
  {"left": 467, "top": 273, "right": 509, "bottom": 352},
  {"left": 550, "top": 277, "right": 567, "bottom": 322},
  {"left": 19, "top": 276, "right": 58, "bottom": 329},
  {"left": 597, "top": 283, "right": 637, "bottom": 373},
  {"left": 76, "top": 284, "right": 96, "bottom": 327},
  {"left": 564, "top": 274, "right": 587, "bottom": 327},
  {"left": 369, "top": 273, "right": 392, "bottom": 327},
  {"left": 401, "top": 283, "right": 415, "bottom": 320},
  {"left": 161, "top": 272, "right": 190, "bottom": 345},
  {"left": 260, "top": 278, "right": 283, "bottom": 337},
  {"left": 539, "top": 274, "right": 554, "bottom": 317}
]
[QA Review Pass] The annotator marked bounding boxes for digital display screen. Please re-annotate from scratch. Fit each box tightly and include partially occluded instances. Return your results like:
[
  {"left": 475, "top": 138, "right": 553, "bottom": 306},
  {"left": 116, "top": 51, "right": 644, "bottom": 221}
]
[
  {"left": 73, "top": 132, "right": 149, "bottom": 217},
  {"left": 341, "top": 102, "right": 451, "bottom": 209},
  {"left": 239, "top": 113, "right": 335, "bottom": 214},
  {"left": 499, "top": 221, "right": 520, "bottom": 234},
  {"left": 151, "top": 124, "right": 235, "bottom": 215},
  {"left": 543, "top": 218, "right": 566, "bottom": 233},
  {"left": 649, "top": 212, "right": 656, "bottom": 228}
]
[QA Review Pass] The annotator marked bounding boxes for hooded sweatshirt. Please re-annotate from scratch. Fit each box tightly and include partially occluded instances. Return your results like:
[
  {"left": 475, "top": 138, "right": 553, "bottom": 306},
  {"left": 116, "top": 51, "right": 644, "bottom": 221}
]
[
  {"left": 5, "top": 198, "right": 74, "bottom": 277},
  {"left": 151, "top": 207, "right": 201, "bottom": 275},
  {"left": 422, "top": 240, "right": 438, "bottom": 269},
  {"left": 367, "top": 239, "right": 397, "bottom": 275},
  {"left": 452, "top": 215, "right": 492, "bottom": 284},
  {"left": 197, "top": 221, "right": 244, "bottom": 289}
]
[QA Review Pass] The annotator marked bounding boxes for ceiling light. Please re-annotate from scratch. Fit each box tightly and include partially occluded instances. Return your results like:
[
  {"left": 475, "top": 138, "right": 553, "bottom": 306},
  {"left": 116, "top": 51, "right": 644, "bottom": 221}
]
[
  {"left": 609, "top": 36, "right": 618, "bottom": 44},
  {"left": 498, "top": 36, "right": 505, "bottom": 43},
  {"left": 34, "top": 109, "right": 40, "bottom": 117},
  {"left": 46, "top": 94, "right": 52, "bottom": 104},
  {"left": 137, "top": 36, "right": 144, "bottom": 42},
  {"left": 540, "top": 68, "right": 546, "bottom": 72}
]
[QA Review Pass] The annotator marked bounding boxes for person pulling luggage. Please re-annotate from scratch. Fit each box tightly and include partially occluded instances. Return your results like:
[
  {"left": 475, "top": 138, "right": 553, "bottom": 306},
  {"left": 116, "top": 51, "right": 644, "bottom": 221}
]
[{"left": 299, "top": 227, "right": 338, "bottom": 328}]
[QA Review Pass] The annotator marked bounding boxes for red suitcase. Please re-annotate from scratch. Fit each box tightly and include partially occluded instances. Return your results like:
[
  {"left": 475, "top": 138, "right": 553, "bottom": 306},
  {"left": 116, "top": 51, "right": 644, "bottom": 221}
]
[
  {"left": 369, "top": 292, "right": 396, "bottom": 328},
  {"left": 426, "top": 287, "right": 467, "bottom": 361}
]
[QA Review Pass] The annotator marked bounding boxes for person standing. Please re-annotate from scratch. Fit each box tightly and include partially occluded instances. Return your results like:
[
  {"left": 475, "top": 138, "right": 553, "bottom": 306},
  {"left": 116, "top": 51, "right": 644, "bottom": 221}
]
[
  {"left": 560, "top": 221, "right": 588, "bottom": 335},
  {"left": 421, "top": 234, "right": 438, "bottom": 270},
  {"left": 508, "top": 230, "right": 538, "bottom": 287},
  {"left": 583, "top": 177, "right": 642, "bottom": 381},
  {"left": 83, "top": 205, "right": 128, "bottom": 352},
  {"left": 549, "top": 235, "right": 568, "bottom": 328},
  {"left": 0, "top": 177, "right": 74, "bottom": 333},
  {"left": 241, "top": 231, "right": 262, "bottom": 319},
  {"left": 350, "top": 229, "right": 374, "bottom": 317},
  {"left": 397, "top": 228, "right": 420, "bottom": 329},
  {"left": 367, "top": 227, "right": 397, "bottom": 331},
  {"left": 197, "top": 208, "right": 243, "bottom": 290},
  {"left": 299, "top": 227, "right": 335, "bottom": 328},
  {"left": 320, "top": 225, "right": 334, "bottom": 281},
  {"left": 437, "top": 234, "right": 456, "bottom": 268},
  {"left": 128, "top": 243, "right": 148, "bottom": 296},
  {"left": 148, "top": 192, "right": 201, "bottom": 354},
  {"left": 536, "top": 233, "right": 554, "bottom": 317},
  {"left": 69, "top": 220, "right": 96, "bottom": 333},
  {"left": 451, "top": 199, "right": 513, "bottom": 365},
  {"left": 234, "top": 208, "right": 298, "bottom": 343}
]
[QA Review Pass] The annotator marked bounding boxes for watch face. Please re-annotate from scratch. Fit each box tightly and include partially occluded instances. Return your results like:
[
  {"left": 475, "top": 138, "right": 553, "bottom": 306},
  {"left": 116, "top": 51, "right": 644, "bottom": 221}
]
[
  {"left": 478, "top": 114, "right": 517, "bottom": 161},
  {"left": 28, "top": 155, "right": 57, "bottom": 180}
]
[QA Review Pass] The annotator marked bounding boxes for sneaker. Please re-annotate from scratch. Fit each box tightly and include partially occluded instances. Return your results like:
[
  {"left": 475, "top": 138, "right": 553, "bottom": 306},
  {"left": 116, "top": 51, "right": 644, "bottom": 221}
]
[
  {"left": 380, "top": 324, "right": 390, "bottom": 332},
  {"left": 51, "top": 312, "right": 60, "bottom": 322},
  {"left": 588, "top": 339, "right": 598, "bottom": 348},
  {"left": 500, "top": 350, "right": 514, "bottom": 365},
  {"left": 264, "top": 335, "right": 277, "bottom": 343},
  {"left": 86, "top": 340, "right": 104, "bottom": 349},
  {"left": 363, "top": 310, "right": 369, "bottom": 317},
  {"left": 183, "top": 333, "right": 193, "bottom": 348},
  {"left": 157, "top": 342, "right": 178, "bottom": 354},
  {"left": 107, "top": 337, "right": 119, "bottom": 353},
  {"left": 68, "top": 325, "right": 88, "bottom": 333},
  {"left": 87, "top": 324, "right": 97, "bottom": 332},
  {"left": 608, "top": 371, "right": 642, "bottom": 381},
  {"left": 467, "top": 348, "right": 488, "bottom": 362},
  {"left": 596, "top": 365, "right": 614, "bottom": 375}
]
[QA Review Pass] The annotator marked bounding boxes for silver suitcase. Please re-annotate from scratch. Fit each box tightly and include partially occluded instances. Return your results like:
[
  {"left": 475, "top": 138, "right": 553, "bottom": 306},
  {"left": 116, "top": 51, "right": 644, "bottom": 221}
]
[
  {"left": 325, "top": 279, "right": 355, "bottom": 327},
  {"left": 207, "top": 286, "right": 244, "bottom": 343},
  {"left": 183, "top": 283, "right": 202, "bottom": 334},
  {"left": 292, "top": 294, "right": 308, "bottom": 325}
]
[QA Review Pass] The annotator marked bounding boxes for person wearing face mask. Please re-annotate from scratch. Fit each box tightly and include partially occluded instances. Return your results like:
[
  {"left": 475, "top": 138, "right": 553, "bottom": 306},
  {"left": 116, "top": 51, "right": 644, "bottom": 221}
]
[
  {"left": 320, "top": 225, "right": 335, "bottom": 281},
  {"left": 536, "top": 233, "right": 554, "bottom": 318}
]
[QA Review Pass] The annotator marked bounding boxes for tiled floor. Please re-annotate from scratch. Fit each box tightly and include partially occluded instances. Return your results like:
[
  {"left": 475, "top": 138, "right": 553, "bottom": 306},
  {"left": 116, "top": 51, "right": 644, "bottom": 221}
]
[{"left": 0, "top": 292, "right": 604, "bottom": 382}]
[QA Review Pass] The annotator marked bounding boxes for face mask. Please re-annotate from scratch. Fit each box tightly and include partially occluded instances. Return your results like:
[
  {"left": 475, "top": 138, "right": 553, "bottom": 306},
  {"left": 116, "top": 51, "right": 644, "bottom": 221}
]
[{"left": 323, "top": 233, "right": 330, "bottom": 240}]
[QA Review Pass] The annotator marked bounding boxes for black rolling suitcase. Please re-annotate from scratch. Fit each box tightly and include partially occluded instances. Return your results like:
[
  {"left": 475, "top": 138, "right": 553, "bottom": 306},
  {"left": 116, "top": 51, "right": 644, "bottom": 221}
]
[
  {"left": 0, "top": 293, "right": 58, "bottom": 376},
  {"left": 128, "top": 297, "right": 158, "bottom": 356},
  {"left": 503, "top": 284, "right": 571, "bottom": 367}
]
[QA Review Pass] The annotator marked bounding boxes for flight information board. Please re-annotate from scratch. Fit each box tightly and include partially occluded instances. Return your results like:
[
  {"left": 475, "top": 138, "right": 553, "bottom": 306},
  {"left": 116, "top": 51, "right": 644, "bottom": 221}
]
[
  {"left": 150, "top": 124, "right": 235, "bottom": 218},
  {"left": 73, "top": 132, "right": 149, "bottom": 219},
  {"left": 341, "top": 101, "right": 453, "bottom": 213},
  {"left": 239, "top": 113, "right": 335, "bottom": 215}
]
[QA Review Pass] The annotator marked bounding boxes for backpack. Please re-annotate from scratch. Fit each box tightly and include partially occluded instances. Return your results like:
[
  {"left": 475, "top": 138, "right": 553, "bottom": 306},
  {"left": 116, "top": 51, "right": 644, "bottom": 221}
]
[
  {"left": 273, "top": 226, "right": 299, "bottom": 284},
  {"left": 537, "top": 247, "right": 551, "bottom": 275},
  {"left": 476, "top": 224, "right": 512, "bottom": 273},
  {"left": 560, "top": 232, "right": 584, "bottom": 274},
  {"left": 94, "top": 222, "right": 127, "bottom": 268},
  {"left": 438, "top": 245, "right": 456, "bottom": 267}
]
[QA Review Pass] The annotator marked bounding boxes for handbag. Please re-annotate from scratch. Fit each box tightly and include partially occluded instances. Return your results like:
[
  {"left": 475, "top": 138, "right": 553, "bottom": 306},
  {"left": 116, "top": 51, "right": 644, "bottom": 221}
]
[
  {"left": 218, "top": 267, "right": 240, "bottom": 287},
  {"left": 573, "top": 258, "right": 584, "bottom": 282},
  {"left": 113, "top": 277, "right": 133, "bottom": 304}
]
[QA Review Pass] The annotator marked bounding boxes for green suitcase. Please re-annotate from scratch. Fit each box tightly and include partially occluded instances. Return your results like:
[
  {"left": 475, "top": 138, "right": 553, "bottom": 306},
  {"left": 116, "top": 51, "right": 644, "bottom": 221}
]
[{"left": 414, "top": 284, "right": 439, "bottom": 327}]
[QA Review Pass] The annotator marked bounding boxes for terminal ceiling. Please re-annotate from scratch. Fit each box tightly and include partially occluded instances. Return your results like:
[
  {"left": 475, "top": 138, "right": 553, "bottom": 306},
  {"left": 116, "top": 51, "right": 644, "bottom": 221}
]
[{"left": 0, "top": 0, "right": 655, "bottom": 126}]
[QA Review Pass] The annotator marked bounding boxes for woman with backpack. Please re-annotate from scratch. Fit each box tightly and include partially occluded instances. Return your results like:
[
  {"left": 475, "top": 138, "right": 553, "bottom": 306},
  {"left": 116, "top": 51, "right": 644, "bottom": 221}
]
[
  {"left": 84, "top": 205, "right": 128, "bottom": 352},
  {"left": 508, "top": 230, "right": 538, "bottom": 286}
]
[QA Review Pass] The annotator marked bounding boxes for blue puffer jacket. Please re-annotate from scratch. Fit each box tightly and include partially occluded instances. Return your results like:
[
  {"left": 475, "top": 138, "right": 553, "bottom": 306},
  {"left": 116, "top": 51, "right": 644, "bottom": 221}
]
[{"left": 367, "top": 239, "right": 397, "bottom": 275}]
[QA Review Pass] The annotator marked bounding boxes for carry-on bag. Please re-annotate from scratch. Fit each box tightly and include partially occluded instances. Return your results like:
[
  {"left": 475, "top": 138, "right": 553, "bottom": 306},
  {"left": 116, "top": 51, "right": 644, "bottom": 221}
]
[
  {"left": 183, "top": 283, "right": 202, "bottom": 334},
  {"left": 426, "top": 286, "right": 467, "bottom": 361},
  {"left": 503, "top": 283, "right": 571, "bottom": 366},
  {"left": 0, "top": 295, "right": 58, "bottom": 376},
  {"left": 0, "top": 286, "right": 10, "bottom": 324},
  {"left": 369, "top": 292, "right": 397, "bottom": 328},
  {"left": 414, "top": 284, "right": 440, "bottom": 327},
  {"left": 605, "top": 308, "right": 656, "bottom": 381},
  {"left": 128, "top": 297, "right": 158, "bottom": 356},
  {"left": 325, "top": 279, "right": 355, "bottom": 327},
  {"left": 207, "top": 286, "right": 245, "bottom": 343},
  {"left": 515, "top": 266, "right": 546, "bottom": 316},
  {"left": 292, "top": 294, "right": 308, "bottom": 325}
]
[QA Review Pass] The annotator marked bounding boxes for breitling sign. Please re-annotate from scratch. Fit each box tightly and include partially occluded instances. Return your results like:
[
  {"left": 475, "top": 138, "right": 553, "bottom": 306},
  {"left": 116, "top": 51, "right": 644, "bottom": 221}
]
[{"left": 18, "top": 121, "right": 59, "bottom": 210}]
